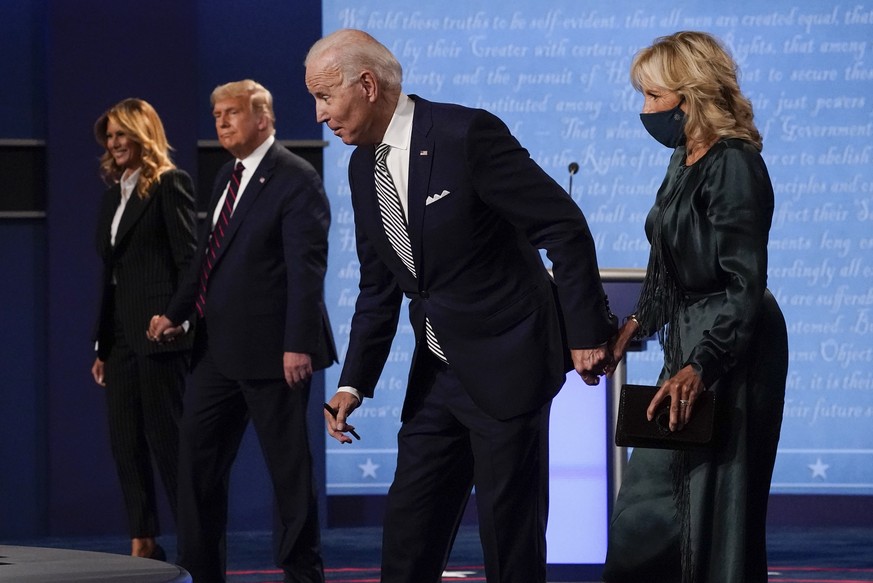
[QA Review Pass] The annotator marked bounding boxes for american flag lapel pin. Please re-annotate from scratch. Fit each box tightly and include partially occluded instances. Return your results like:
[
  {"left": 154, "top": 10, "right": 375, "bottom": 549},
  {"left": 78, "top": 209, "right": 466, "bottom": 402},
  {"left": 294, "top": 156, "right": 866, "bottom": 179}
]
[
  {"left": 420, "top": 150, "right": 428, "bottom": 156},
  {"left": 259, "top": 177, "right": 265, "bottom": 183}
]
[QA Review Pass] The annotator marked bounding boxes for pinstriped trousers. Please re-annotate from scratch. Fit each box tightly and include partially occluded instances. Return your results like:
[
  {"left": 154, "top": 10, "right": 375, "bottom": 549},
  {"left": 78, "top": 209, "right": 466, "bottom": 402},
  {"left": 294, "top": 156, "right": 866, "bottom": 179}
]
[{"left": 103, "top": 308, "right": 187, "bottom": 538}]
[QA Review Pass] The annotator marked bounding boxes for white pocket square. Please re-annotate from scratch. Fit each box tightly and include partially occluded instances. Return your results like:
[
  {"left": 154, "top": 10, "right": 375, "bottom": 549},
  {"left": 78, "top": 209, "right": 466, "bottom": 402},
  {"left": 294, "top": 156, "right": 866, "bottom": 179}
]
[{"left": 426, "top": 190, "right": 450, "bottom": 206}]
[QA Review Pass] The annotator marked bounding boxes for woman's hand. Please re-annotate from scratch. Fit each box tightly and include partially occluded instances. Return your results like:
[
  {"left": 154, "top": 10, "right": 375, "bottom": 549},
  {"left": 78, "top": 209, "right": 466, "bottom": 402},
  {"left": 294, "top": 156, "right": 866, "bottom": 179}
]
[
  {"left": 647, "top": 365, "right": 704, "bottom": 431},
  {"left": 604, "top": 319, "right": 638, "bottom": 377},
  {"left": 91, "top": 357, "right": 106, "bottom": 387},
  {"left": 148, "top": 315, "right": 184, "bottom": 342}
]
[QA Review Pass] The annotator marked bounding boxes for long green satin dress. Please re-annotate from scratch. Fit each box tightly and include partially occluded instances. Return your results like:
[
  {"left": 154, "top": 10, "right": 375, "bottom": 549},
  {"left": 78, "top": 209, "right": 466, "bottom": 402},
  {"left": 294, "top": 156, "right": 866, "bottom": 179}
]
[{"left": 602, "top": 138, "right": 789, "bottom": 583}]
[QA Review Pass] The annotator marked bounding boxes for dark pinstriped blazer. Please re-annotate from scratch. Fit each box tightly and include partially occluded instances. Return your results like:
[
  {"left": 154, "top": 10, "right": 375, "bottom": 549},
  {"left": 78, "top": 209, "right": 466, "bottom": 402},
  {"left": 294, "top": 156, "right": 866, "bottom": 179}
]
[{"left": 94, "top": 168, "right": 198, "bottom": 359}]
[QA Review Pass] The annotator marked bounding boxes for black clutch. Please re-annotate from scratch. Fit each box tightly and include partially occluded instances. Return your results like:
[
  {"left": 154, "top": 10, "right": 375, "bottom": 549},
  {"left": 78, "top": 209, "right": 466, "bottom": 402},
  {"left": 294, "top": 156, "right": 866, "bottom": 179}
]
[{"left": 615, "top": 384, "right": 715, "bottom": 450}]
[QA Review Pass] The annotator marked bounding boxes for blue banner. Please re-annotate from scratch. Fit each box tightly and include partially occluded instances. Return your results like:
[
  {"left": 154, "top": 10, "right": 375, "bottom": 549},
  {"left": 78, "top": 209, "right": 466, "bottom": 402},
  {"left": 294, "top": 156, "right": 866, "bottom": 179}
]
[{"left": 320, "top": 0, "right": 873, "bottom": 503}]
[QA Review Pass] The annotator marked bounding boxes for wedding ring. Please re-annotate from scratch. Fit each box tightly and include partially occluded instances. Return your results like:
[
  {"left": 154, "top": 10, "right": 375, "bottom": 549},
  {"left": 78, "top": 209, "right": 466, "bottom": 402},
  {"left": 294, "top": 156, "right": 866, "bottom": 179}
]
[{"left": 679, "top": 399, "right": 689, "bottom": 407}]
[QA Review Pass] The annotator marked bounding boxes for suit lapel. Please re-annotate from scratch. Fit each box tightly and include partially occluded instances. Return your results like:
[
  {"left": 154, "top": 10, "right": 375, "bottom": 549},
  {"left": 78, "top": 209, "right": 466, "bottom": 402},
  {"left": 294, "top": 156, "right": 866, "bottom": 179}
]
[
  {"left": 96, "top": 185, "right": 120, "bottom": 258},
  {"left": 207, "top": 142, "right": 277, "bottom": 268},
  {"left": 356, "top": 96, "right": 435, "bottom": 283},
  {"left": 356, "top": 144, "right": 416, "bottom": 283},
  {"left": 407, "top": 97, "right": 434, "bottom": 275},
  {"left": 196, "top": 165, "right": 232, "bottom": 264},
  {"left": 359, "top": 145, "right": 388, "bottom": 246},
  {"left": 205, "top": 166, "right": 232, "bottom": 223},
  {"left": 226, "top": 144, "right": 275, "bottom": 233},
  {"left": 113, "top": 188, "right": 152, "bottom": 250}
]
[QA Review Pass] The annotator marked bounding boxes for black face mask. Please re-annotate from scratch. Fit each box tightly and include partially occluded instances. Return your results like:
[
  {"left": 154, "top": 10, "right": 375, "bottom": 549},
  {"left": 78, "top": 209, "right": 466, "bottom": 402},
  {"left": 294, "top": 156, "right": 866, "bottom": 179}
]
[{"left": 640, "top": 104, "right": 686, "bottom": 148}]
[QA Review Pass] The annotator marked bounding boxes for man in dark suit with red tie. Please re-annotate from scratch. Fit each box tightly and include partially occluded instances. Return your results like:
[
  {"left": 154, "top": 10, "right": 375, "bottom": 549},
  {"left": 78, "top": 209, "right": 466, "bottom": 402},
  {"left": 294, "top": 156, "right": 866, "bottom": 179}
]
[
  {"left": 149, "top": 79, "right": 336, "bottom": 583},
  {"left": 305, "top": 30, "right": 615, "bottom": 583}
]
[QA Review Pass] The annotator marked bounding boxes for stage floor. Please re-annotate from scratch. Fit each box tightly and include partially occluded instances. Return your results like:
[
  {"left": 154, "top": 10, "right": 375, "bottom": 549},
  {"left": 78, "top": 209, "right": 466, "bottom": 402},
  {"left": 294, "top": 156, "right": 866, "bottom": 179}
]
[{"left": 3, "top": 525, "right": 872, "bottom": 582}]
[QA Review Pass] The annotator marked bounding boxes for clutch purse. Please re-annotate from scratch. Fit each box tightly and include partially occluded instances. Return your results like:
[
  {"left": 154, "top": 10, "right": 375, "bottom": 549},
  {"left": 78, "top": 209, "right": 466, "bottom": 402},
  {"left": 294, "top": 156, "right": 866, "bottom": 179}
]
[{"left": 615, "top": 384, "right": 715, "bottom": 450}]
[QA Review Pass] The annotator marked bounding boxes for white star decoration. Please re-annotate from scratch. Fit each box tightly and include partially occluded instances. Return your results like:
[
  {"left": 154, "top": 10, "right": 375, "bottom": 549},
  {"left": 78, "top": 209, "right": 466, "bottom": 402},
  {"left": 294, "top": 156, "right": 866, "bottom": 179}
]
[
  {"left": 808, "top": 457, "right": 829, "bottom": 479},
  {"left": 358, "top": 457, "right": 380, "bottom": 479}
]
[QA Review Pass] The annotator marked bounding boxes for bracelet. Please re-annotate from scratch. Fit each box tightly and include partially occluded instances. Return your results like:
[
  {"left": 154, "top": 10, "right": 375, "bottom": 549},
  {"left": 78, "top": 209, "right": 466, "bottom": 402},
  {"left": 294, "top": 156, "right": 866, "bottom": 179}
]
[{"left": 624, "top": 314, "right": 642, "bottom": 339}]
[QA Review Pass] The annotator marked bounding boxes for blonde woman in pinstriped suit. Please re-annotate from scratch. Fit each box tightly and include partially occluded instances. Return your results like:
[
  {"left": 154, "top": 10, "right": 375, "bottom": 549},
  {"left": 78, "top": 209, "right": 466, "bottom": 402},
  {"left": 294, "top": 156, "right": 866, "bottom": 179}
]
[{"left": 91, "top": 98, "right": 197, "bottom": 560}]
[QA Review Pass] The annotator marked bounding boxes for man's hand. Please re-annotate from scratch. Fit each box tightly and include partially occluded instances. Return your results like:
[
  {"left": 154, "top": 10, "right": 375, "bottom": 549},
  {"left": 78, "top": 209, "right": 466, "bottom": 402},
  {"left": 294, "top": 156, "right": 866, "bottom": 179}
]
[
  {"left": 571, "top": 346, "right": 611, "bottom": 386},
  {"left": 147, "top": 315, "right": 184, "bottom": 343},
  {"left": 283, "top": 352, "right": 313, "bottom": 388},
  {"left": 324, "top": 392, "right": 361, "bottom": 444},
  {"left": 91, "top": 357, "right": 106, "bottom": 387}
]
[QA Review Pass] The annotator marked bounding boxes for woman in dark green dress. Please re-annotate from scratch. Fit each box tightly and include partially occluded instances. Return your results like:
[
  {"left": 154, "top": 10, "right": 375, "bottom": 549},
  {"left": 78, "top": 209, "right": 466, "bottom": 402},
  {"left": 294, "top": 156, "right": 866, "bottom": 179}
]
[{"left": 602, "top": 31, "right": 788, "bottom": 583}]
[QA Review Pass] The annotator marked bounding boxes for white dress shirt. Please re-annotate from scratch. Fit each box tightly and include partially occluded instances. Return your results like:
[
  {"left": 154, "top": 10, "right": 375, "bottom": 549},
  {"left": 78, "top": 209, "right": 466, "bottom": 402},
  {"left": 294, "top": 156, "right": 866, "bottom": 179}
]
[
  {"left": 110, "top": 167, "right": 142, "bottom": 247},
  {"left": 210, "top": 134, "right": 275, "bottom": 229},
  {"left": 379, "top": 93, "right": 415, "bottom": 219},
  {"left": 337, "top": 95, "right": 416, "bottom": 405}
]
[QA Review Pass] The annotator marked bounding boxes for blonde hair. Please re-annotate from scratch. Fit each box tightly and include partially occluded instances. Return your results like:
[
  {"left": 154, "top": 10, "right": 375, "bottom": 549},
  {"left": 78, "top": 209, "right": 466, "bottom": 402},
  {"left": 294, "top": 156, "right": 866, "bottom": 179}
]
[
  {"left": 211, "top": 79, "right": 276, "bottom": 133},
  {"left": 305, "top": 29, "right": 403, "bottom": 92},
  {"left": 94, "top": 98, "right": 176, "bottom": 198},
  {"left": 630, "top": 31, "right": 762, "bottom": 150}
]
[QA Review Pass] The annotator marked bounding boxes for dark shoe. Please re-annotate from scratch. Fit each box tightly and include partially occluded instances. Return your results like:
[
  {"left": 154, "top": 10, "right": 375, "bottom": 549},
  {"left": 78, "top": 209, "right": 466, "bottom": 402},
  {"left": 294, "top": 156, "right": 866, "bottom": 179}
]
[{"left": 148, "top": 544, "right": 167, "bottom": 562}]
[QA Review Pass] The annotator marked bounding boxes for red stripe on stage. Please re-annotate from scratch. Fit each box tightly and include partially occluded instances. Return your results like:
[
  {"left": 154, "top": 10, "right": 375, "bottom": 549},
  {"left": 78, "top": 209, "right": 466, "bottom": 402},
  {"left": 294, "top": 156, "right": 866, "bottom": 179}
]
[{"left": 768, "top": 566, "right": 873, "bottom": 573}]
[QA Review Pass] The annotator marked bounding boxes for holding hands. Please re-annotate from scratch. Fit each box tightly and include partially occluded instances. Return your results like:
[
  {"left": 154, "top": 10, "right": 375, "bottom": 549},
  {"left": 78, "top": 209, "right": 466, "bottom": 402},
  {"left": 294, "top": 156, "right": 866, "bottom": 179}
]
[
  {"left": 571, "top": 345, "right": 612, "bottom": 385},
  {"left": 147, "top": 315, "right": 184, "bottom": 343},
  {"left": 606, "top": 316, "right": 706, "bottom": 432},
  {"left": 604, "top": 316, "right": 640, "bottom": 377}
]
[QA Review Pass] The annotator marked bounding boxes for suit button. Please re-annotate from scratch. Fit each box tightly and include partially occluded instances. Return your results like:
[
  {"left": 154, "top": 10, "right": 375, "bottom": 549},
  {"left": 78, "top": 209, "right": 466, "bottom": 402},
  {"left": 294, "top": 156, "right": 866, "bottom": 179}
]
[{"left": 419, "top": 290, "right": 430, "bottom": 299}]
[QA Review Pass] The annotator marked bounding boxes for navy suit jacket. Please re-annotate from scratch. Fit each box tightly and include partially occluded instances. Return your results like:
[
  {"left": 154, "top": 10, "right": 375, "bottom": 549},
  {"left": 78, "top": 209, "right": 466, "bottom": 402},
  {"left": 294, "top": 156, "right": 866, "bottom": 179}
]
[
  {"left": 94, "top": 169, "right": 197, "bottom": 359},
  {"left": 339, "top": 97, "right": 615, "bottom": 421},
  {"left": 166, "top": 141, "right": 337, "bottom": 379}
]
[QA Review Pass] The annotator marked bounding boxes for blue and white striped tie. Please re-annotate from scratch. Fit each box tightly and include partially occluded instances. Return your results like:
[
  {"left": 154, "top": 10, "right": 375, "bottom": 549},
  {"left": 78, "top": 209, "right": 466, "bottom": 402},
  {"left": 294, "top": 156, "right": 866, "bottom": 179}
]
[{"left": 374, "top": 143, "right": 448, "bottom": 364}]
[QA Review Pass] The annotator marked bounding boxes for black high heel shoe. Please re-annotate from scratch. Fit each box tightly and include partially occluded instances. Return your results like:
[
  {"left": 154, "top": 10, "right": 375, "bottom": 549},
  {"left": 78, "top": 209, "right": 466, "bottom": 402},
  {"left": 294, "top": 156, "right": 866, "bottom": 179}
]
[{"left": 147, "top": 544, "right": 167, "bottom": 562}]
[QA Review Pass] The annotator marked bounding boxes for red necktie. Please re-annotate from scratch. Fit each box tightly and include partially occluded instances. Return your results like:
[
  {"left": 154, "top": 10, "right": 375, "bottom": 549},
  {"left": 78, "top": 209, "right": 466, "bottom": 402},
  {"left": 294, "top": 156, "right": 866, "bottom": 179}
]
[{"left": 195, "top": 161, "right": 244, "bottom": 318}]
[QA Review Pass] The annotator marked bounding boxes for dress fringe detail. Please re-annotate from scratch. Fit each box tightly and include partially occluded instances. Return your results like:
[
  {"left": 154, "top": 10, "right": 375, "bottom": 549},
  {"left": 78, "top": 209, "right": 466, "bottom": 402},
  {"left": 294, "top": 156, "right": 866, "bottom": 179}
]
[{"left": 635, "top": 168, "right": 696, "bottom": 583}]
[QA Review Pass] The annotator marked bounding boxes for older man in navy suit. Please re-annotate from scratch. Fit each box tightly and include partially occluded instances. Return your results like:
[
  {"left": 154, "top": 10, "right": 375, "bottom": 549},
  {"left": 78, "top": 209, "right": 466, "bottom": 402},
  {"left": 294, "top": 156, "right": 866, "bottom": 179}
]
[
  {"left": 305, "top": 30, "right": 614, "bottom": 583},
  {"left": 150, "top": 79, "right": 336, "bottom": 583}
]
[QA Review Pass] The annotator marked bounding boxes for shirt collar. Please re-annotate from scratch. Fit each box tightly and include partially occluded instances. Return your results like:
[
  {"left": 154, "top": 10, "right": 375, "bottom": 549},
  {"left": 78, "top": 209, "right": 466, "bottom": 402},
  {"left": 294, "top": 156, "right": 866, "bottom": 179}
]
[
  {"left": 120, "top": 167, "right": 142, "bottom": 199},
  {"left": 238, "top": 134, "right": 275, "bottom": 171},
  {"left": 381, "top": 93, "right": 414, "bottom": 152}
]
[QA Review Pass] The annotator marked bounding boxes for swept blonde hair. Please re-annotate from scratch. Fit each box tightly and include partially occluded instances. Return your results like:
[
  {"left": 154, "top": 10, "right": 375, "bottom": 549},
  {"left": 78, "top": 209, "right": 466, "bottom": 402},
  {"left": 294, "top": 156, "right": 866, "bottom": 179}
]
[
  {"left": 630, "top": 31, "right": 762, "bottom": 150},
  {"left": 211, "top": 79, "right": 276, "bottom": 134},
  {"left": 94, "top": 98, "right": 176, "bottom": 197}
]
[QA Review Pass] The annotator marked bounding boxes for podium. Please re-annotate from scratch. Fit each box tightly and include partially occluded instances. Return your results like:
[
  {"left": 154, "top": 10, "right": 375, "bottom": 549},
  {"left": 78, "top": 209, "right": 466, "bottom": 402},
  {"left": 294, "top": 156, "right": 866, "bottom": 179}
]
[{"left": 546, "top": 268, "right": 645, "bottom": 581}]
